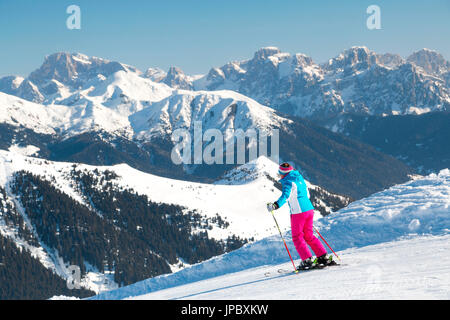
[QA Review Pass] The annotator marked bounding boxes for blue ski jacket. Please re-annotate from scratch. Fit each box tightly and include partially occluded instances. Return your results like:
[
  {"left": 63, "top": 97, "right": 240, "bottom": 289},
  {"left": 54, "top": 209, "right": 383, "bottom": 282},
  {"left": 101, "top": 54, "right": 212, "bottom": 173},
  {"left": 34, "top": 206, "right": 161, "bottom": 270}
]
[{"left": 276, "top": 170, "right": 314, "bottom": 214}]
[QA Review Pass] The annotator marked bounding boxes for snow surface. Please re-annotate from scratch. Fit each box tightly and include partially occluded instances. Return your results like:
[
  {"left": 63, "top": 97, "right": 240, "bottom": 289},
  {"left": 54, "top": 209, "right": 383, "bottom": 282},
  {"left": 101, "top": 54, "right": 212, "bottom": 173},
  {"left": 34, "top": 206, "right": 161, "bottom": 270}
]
[
  {"left": 89, "top": 169, "right": 450, "bottom": 300},
  {"left": 89, "top": 234, "right": 450, "bottom": 300},
  {"left": 131, "top": 234, "right": 450, "bottom": 300},
  {"left": 8, "top": 144, "right": 40, "bottom": 156},
  {"left": 314, "top": 169, "right": 450, "bottom": 251}
]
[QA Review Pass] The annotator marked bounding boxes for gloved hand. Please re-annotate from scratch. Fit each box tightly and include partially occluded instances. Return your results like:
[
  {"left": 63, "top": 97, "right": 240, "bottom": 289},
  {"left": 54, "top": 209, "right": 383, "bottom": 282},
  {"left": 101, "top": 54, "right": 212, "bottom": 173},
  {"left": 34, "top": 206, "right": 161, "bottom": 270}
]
[{"left": 266, "top": 202, "right": 279, "bottom": 212}]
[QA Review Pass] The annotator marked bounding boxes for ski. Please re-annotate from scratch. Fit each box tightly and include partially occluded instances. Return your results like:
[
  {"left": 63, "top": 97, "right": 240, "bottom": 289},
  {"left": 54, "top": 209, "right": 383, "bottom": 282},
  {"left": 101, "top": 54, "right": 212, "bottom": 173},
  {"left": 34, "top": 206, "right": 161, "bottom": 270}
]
[{"left": 264, "top": 263, "right": 343, "bottom": 277}]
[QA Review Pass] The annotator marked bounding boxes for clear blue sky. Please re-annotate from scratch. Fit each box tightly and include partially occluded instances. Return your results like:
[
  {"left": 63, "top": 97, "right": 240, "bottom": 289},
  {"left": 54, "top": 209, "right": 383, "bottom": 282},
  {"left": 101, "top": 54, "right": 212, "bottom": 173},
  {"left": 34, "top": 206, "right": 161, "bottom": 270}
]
[{"left": 0, "top": 0, "right": 449, "bottom": 77}]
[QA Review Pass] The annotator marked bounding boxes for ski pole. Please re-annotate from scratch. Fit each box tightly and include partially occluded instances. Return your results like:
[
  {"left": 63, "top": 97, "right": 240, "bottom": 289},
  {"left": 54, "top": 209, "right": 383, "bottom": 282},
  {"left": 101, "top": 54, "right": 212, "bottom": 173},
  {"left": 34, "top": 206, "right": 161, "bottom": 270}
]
[
  {"left": 270, "top": 210, "right": 298, "bottom": 273},
  {"left": 313, "top": 226, "right": 341, "bottom": 262}
]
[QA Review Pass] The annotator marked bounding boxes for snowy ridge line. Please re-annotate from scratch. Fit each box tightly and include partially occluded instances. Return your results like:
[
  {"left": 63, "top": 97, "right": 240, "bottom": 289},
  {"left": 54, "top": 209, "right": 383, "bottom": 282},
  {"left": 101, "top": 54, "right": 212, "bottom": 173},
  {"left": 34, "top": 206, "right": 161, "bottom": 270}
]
[
  {"left": 315, "top": 169, "right": 450, "bottom": 251},
  {"left": 0, "top": 151, "right": 92, "bottom": 207},
  {"left": 0, "top": 150, "right": 295, "bottom": 240},
  {"left": 0, "top": 79, "right": 288, "bottom": 141},
  {"left": 0, "top": 92, "right": 134, "bottom": 138},
  {"left": 90, "top": 169, "right": 450, "bottom": 300}
]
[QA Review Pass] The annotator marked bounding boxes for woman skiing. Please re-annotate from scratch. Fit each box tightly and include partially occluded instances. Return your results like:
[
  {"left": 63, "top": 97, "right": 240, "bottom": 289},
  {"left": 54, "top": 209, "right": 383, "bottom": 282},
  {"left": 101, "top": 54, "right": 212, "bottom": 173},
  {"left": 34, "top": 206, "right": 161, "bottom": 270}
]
[{"left": 267, "top": 162, "right": 335, "bottom": 270}]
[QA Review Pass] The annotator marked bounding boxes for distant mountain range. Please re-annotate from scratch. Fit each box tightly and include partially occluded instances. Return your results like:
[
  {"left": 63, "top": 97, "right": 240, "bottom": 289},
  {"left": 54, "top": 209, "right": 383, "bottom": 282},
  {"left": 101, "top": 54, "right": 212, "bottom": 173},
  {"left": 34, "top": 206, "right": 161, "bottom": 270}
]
[
  {"left": 154, "top": 46, "right": 449, "bottom": 121},
  {"left": 0, "top": 89, "right": 413, "bottom": 199},
  {"left": 2, "top": 47, "right": 443, "bottom": 198},
  {"left": 2, "top": 47, "right": 448, "bottom": 122}
]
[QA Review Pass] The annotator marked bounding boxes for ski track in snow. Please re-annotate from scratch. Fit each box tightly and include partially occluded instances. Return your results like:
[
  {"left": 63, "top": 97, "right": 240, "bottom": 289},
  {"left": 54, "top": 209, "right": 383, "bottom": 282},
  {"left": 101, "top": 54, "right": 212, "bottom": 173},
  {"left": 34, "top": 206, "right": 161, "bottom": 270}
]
[{"left": 125, "top": 234, "right": 450, "bottom": 300}]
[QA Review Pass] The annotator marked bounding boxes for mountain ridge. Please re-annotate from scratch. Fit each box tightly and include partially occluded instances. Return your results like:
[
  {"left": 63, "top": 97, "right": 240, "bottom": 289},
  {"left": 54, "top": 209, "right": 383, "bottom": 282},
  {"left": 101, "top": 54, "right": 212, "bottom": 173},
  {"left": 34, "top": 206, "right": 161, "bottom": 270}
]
[
  {"left": 2, "top": 47, "right": 449, "bottom": 119},
  {"left": 0, "top": 150, "right": 351, "bottom": 298}
]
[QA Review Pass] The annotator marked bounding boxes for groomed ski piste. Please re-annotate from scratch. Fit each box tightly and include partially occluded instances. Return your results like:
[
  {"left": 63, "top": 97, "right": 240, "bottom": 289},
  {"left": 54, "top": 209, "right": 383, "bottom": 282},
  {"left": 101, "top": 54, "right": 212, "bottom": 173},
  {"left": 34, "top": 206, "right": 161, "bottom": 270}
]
[{"left": 89, "top": 169, "right": 450, "bottom": 300}]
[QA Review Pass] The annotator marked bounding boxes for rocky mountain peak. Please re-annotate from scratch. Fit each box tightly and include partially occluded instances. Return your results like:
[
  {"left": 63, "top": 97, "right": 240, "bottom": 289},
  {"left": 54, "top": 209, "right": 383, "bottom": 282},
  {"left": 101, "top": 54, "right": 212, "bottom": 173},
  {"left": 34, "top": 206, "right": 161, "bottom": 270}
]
[
  {"left": 324, "top": 46, "right": 377, "bottom": 72},
  {"left": 407, "top": 48, "right": 450, "bottom": 76},
  {"left": 162, "top": 66, "right": 193, "bottom": 90},
  {"left": 253, "top": 47, "right": 281, "bottom": 60},
  {"left": 28, "top": 52, "right": 133, "bottom": 88}
]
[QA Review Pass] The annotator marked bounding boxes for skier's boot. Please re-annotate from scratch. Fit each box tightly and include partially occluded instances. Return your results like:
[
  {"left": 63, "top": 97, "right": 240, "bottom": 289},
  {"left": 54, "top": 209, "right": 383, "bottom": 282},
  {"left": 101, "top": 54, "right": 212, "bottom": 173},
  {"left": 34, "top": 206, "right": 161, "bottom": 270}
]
[
  {"left": 315, "top": 254, "right": 337, "bottom": 267},
  {"left": 296, "top": 257, "right": 315, "bottom": 271}
]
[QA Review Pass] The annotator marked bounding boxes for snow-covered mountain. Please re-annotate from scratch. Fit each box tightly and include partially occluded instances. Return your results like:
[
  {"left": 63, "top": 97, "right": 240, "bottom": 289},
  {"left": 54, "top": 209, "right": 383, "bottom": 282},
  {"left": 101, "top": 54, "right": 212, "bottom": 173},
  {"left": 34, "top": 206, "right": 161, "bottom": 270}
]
[
  {"left": 89, "top": 169, "right": 450, "bottom": 300},
  {"left": 2, "top": 48, "right": 448, "bottom": 122},
  {"left": 149, "top": 66, "right": 201, "bottom": 90},
  {"left": 1, "top": 49, "right": 448, "bottom": 300},
  {"left": 187, "top": 46, "right": 450, "bottom": 119},
  {"left": 0, "top": 150, "right": 350, "bottom": 297},
  {"left": 194, "top": 47, "right": 328, "bottom": 115},
  {"left": 407, "top": 48, "right": 450, "bottom": 77},
  {"left": 28, "top": 52, "right": 139, "bottom": 88},
  {"left": 0, "top": 50, "right": 421, "bottom": 200},
  {"left": 130, "top": 89, "right": 287, "bottom": 141},
  {"left": 0, "top": 82, "right": 413, "bottom": 200},
  {"left": 56, "top": 70, "right": 173, "bottom": 117},
  {"left": 0, "top": 52, "right": 174, "bottom": 116},
  {"left": 0, "top": 92, "right": 132, "bottom": 137},
  {"left": 0, "top": 76, "right": 45, "bottom": 103},
  {"left": 321, "top": 47, "right": 449, "bottom": 118}
]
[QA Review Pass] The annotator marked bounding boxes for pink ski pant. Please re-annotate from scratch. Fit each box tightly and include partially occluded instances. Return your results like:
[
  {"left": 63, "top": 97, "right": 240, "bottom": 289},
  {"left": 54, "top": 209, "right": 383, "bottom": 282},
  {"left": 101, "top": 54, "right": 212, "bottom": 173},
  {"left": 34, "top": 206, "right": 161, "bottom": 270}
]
[{"left": 290, "top": 209, "right": 327, "bottom": 261}]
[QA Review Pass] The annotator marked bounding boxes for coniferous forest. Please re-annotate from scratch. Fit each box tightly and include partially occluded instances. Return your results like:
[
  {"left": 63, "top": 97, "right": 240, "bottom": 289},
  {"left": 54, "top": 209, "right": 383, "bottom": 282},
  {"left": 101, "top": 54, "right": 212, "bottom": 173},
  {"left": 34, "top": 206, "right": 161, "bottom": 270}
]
[
  {"left": 0, "top": 169, "right": 249, "bottom": 299},
  {"left": 0, "top": 233, "right": 95, "bottom": 300}
]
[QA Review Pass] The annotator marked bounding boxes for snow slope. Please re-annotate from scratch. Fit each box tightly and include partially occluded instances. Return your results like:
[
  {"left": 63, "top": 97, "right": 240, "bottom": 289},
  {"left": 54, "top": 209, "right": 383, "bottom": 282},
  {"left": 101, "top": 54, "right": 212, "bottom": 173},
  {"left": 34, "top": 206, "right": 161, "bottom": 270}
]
[
  {"left": 0, "top": 151, "right": 291, "bottom": 243},
  {"left": 89, "top": 169, "right": 450, "bottom": 300},
  {"left": 58, "top": 70, "right": 173, "bottom": 116},
  {"left": 96, "top": 157, "right": 295, "bottom": 241},
  {"left": 132, "top": 234, "right": 450, "bottom": 300},
  {"left": 0, "top": 92, "right": 133, "bottom": 137}
]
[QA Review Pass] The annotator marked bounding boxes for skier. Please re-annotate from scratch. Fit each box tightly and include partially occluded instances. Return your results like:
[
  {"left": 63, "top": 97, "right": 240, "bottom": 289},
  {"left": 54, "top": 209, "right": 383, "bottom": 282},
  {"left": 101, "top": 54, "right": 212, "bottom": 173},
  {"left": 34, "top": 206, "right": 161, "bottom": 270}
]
[{"left": 267, "top": 162, "right": 336, "bottom": 270}]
